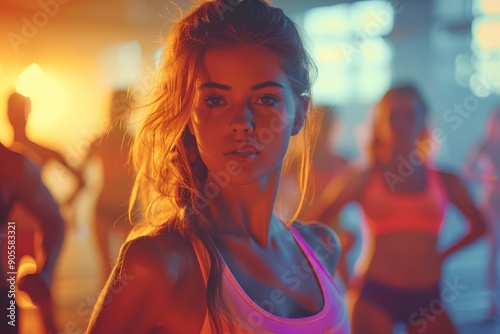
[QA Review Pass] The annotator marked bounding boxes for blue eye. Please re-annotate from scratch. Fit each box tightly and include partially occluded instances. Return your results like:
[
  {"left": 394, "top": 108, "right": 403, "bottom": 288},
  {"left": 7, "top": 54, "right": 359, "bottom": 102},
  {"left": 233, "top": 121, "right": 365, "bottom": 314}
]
[
  {"left": 257, "top": 95, "right": 279, "bottom": 106},
  {"left": 204, "top": 95, "right": 226, "bottom": 107}
]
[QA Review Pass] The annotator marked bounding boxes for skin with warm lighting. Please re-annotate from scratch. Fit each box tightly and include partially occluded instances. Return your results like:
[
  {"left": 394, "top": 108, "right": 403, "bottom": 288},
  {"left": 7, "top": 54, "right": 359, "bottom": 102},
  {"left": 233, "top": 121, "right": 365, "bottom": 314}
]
[{"left": 86, "top": 1, "right": 351, "bottom": 333}]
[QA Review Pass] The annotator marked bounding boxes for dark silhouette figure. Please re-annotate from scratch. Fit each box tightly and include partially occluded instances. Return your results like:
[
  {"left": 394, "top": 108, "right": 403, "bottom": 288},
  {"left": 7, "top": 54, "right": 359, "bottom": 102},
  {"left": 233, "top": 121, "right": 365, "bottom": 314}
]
[
  {"left": 7, "top": 92, "right": 83, "bottom": 206},
  {"left": 0, "top": 143, "right": 65, "bottom": 334}
]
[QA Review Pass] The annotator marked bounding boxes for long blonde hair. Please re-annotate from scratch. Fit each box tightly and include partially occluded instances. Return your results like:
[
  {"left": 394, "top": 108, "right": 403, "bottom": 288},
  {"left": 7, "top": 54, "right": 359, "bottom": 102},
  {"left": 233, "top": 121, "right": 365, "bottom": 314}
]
[{"left": 129, "top": 0, "right": 316, "bottom": 331}]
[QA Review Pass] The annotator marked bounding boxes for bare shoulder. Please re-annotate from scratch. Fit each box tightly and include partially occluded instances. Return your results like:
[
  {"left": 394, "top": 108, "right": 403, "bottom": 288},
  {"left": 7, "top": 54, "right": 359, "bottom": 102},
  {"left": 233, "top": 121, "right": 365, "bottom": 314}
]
[
  {"left": 88, "top": 229, "right": 207, "bottom": 333},
  {"left": 113, "top": 230, "right": 201, "bottom": 292},
  {"left": 291, "top": 221, "right": 341, "bottom": 275}
]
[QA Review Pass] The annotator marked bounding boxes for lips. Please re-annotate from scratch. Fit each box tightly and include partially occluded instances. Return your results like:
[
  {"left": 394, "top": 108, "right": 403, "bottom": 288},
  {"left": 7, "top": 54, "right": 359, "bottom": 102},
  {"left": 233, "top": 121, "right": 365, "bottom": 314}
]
[
  {"left": 224, "top": 152, "right": 259, "bottom": 162},
  {"left": 224, "top": 142, "right": 260, "bottom": 160}
]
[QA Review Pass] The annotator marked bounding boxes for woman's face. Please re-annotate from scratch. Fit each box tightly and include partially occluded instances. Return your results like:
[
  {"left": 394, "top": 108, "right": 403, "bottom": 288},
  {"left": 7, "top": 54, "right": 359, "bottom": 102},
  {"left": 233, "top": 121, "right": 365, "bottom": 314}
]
[
  {"left": 387, "top": 94, "right": 426, "bottom": 145},
  {"left": 189, "top": 44, "right": 302, "bottom": 185}
]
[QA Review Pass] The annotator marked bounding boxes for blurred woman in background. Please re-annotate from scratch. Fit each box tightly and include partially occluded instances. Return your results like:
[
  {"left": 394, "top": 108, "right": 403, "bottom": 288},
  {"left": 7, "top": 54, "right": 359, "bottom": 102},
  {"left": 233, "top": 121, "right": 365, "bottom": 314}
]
[
  {"left": 314, "top": 85, "right": 487, "bottom": 333},
  {"left": 464, "top": 106, "right": 500, "bottom": 318}
]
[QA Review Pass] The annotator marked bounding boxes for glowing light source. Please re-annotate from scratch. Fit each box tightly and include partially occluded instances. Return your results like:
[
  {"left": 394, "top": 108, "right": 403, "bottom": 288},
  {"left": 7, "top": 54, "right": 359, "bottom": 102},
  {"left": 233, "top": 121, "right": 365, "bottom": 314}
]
[
  {"left": 473, "top": 0, "right": 500, "bottom": 16},
  {"left": 304, "top": 4, "right": 351, "bottom": 39},
  {"left": 312, "top": 66, "right": 352, "bottom": 105},
  {"left": 15, "top": 63, "right": 69, "bottom": 134},
  {"left": 472, "top": 18, "right": 500, "bottom": 49},
  {"left": 16, "top": 255, "right": 38, "bottom": 309},
  {"left": 102, "top": 41, "right": 142, "bottom": 88},
  {"left": 360, "top": 37, "right": 392, "bottom": 66},
  {"left": 15, "top": 63, "right": 45, "bottom": 97},
  {"left": 313, "top": 44, "right": 351, "bottom": 65},
  {"left": 351, "top": 0, "right": 394, "bottom": 37},
  {"left": 117, "top": 41, "right": 142, "bottom": 87},
  {"left": 304, "top": 1, "right": 394, "bottom": 104}
]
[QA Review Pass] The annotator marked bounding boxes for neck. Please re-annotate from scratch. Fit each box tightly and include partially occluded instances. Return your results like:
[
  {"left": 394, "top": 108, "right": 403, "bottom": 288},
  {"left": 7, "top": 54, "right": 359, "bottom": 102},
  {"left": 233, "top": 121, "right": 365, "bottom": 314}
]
[{"left": 201, "top": 166, "right": 282, "bottom": 249}]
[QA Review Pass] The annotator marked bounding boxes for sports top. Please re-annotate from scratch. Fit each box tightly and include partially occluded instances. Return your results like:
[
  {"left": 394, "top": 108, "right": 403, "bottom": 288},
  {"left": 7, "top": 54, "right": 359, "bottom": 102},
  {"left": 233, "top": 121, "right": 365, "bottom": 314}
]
[
  {"left": 191, "top": 223, "right": 350, "bottom": 333},
  {"left": 359, "top": 167, "right": 448, "bottom": 236}
]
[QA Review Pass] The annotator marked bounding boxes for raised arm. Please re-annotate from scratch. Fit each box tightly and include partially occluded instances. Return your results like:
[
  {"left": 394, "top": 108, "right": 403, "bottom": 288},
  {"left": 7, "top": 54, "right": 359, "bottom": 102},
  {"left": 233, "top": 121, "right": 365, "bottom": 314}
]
[
  {"left": 439, "top": 171, "right": 488, "bottom": 261},
  {"left": 86, "top": 233, "right": 207, "bottom": 334},
  {"left": 33, "top": 143, "right": 85, "bottom": 204}
]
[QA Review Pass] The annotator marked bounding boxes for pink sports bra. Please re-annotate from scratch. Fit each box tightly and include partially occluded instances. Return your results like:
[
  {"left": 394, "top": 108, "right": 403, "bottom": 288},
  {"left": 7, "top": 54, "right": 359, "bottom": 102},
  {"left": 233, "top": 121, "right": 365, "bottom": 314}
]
[
  {"left": 360, "top": 167, "right": 449, "bottom": 236},
  {"left": 191, "top": 224, "right": 350, "bottom": 333}
]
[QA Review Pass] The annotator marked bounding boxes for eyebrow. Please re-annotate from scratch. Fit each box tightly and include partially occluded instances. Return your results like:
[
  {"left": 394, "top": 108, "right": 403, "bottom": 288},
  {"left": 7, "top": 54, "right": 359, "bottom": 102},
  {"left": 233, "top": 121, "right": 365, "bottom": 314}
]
[
  {"left": 199, "top": 82, "right": 231, "bottom": 90},
  {"left": 251, "top": 81, "right": 284, "bottom": 91},
  {"left": 198, "top": 81, "right": 284, "bottom": 91}
]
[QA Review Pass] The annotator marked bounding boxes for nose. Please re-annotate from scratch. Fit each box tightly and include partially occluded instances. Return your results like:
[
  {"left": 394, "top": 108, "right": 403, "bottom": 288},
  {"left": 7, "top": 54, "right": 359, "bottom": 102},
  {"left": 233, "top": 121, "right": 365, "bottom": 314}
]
[{"left": 230, "top": 103, "right": 255, "bottom": 134}]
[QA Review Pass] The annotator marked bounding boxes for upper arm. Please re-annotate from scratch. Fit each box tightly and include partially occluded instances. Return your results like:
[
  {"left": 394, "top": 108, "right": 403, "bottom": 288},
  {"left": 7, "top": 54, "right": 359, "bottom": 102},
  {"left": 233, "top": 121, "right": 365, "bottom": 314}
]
[
  {"left": 293, "top": 222, "right": 341, "bottom": 276},
  {"left": 87, "top": 237, "right": 173, "bottom": 333},
  {"left": 87, "top": 234, "right": 207, "bottom": 334},
  {"left": 440, "top": 171, "right": 487, "bottom": 234}
]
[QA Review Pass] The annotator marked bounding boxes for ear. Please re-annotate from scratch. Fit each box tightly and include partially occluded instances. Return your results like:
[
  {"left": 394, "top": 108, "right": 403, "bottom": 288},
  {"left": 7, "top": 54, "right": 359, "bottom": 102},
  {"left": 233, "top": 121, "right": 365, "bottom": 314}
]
[{"left": 291, "top": 95, "right": 309, "bottom": 136}]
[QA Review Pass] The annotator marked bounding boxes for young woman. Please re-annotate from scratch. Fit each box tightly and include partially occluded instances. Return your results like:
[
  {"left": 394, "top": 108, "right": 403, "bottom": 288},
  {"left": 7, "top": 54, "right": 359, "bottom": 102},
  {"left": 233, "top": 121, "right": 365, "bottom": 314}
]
[
  {"left": 87, "top": 1, "right": 350, "bottom": 333},
  {"left": 313, "top": 85, "right": 487, "bottom": 333},
  {"left": 464, "top": 107, "right": 500, "bottom": 318}
]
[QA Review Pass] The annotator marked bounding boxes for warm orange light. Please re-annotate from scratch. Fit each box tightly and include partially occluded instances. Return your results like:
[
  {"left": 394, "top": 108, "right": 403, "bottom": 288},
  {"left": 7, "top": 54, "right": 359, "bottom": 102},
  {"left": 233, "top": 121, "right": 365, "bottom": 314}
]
[
  {"left": 16, "top": 255, "right": 38, "bottom": 309},
  {"left": 15, "top": 63, "right": 45, "bottom": 97},
  {"left": 15, "top": 63, "right": 69, "bottom": 138}
]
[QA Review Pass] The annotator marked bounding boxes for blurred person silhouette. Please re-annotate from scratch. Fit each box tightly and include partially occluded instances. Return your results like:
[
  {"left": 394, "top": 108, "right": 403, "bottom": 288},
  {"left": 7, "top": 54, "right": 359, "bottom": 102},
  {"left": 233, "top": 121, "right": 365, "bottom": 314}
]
[
  {"left": 86, "top": 1, "right": 350, "bottom": 333},
  {"left": 313, "top": 85, "right": 487, "bottom": 333},
  {"left": 278, "top": 105, "right": 354, "bottom": 287},
  {"left": 464, "top": 106, "right": 500, "bottom": 318},
  {"left": 0, "top": 143, "right": 65, "bottom": 334},
  {"left": 80, "top": 90, "right": 136, "bottom": 283},
  {"left": 7, "top": 92, "right": 84, "bottom": 206}
]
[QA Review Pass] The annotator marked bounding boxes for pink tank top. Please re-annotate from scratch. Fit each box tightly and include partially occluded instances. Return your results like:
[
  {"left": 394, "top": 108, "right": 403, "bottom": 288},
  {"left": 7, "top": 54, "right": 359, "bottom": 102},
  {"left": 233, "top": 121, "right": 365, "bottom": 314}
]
[
  {"left": 191, "top": 224, "right": 350, "bottom": 333},
  {"left": 360, "top": 167, "right": 448, "bottom": 236}
]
